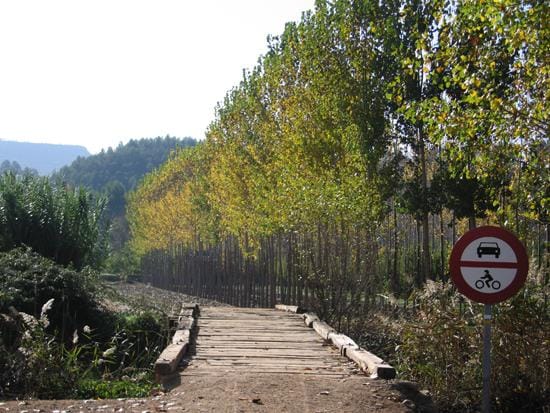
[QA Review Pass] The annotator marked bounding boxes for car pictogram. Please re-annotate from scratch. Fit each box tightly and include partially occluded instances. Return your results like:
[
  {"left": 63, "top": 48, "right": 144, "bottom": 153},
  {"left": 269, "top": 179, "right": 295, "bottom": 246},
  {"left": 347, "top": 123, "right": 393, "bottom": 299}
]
[{"left": 477, "top": 242, "right": 500, "bottom": 258}]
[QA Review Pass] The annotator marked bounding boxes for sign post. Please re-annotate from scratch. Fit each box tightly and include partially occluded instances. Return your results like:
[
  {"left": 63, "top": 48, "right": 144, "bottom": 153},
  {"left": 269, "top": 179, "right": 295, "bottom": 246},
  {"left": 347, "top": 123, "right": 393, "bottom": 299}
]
[
  {"left": 482, "top": 304, "right": 492, "bottom": 413},
  {"left": 450, "top": 226, "right": 528, "bottom": 413}
]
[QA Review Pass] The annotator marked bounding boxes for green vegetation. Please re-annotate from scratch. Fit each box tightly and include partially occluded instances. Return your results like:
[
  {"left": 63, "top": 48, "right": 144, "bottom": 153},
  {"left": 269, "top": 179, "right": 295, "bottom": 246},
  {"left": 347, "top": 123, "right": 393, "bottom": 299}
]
[
  {"left": 54, "top": 136, "right": 197, "bottom": 269},
  {"left": 127, "top": 1, "right": 548, "bottom": 411},
  {"left": 0, "top": 174, "right": 168, "bottom": 400},
  {"left": 0, "top": 249, "right": 167, "bottom": 399},
  {"left": 55, "top": 136, "right": 196, "bottom": 194},
  {"left": 0, "top": 173, "right": 107, "bottom": 270}
]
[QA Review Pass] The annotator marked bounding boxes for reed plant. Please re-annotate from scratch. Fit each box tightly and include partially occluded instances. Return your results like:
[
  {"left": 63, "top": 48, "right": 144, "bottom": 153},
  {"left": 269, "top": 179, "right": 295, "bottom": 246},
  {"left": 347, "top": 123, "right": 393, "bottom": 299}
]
[{"left": 0, "top": 172, "right": 107, "bottom": 269}]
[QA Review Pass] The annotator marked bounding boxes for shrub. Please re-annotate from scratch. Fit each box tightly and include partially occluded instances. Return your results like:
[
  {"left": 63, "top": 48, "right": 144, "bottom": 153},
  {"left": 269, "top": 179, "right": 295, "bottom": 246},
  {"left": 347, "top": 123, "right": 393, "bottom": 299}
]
[
  {"left": 0, "top": 251, "right": 169, "bottom": 399},
  {"left": 0, "top": 301, "right": 82, "bottom": 398},
  {"left": 396, "top": 280, "right": 549, "bottom": 412},
  {"left": 0, "top": 248, "right": 115, "bottom": 342}
]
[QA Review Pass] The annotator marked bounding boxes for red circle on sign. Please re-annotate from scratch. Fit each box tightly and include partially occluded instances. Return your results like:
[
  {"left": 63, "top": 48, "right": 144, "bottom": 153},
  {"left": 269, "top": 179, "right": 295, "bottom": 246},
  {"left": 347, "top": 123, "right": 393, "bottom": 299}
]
[{"left": 450, "top": 226, "right": 528, "bottom": 304}]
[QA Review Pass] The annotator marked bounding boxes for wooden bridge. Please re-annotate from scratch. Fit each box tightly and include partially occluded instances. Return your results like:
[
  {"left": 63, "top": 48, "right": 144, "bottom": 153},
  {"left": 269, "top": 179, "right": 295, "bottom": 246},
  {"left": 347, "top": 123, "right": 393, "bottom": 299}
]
[
  {"left": 149, "top": 305, "right": 428, "bottom": 412},
  {"left": 184, "top": 306, "right": 355, "bottom": 377}
]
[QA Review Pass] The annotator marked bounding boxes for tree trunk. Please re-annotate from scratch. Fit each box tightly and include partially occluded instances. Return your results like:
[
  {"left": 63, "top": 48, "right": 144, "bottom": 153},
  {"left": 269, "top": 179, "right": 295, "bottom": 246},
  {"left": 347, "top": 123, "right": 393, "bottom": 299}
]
[{"left": 418, "top": 131, "right": 431, "bottom": 282}]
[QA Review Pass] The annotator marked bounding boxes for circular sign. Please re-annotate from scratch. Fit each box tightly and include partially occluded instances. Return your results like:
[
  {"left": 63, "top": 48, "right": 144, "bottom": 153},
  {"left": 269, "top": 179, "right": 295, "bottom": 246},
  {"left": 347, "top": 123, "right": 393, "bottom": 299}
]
[{"left": 450, "top": 226, "right": 528, "bottom": 304}]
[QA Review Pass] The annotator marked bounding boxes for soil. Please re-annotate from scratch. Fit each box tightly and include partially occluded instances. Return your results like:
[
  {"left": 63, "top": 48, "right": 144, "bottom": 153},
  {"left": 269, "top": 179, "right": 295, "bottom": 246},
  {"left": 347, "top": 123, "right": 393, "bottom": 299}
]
[
  {"left": 0, "top": 376, "right": 434, "bottom": 412},
  {"left": 101, "top": 282, "right": 230, "bottom": 314}
]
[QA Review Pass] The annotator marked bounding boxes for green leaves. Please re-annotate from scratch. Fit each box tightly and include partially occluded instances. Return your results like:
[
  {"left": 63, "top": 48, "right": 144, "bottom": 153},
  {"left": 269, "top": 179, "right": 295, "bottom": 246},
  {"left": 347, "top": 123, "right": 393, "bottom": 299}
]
[{"left": 0, "top": 173, "right": 107, "bottom": 269}]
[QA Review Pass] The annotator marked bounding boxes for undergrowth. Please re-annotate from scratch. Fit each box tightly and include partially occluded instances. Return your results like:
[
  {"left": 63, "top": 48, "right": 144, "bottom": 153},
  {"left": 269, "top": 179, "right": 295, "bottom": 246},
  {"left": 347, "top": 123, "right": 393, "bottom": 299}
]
[
  {"left": 0, "top": 248, "right": 168, "bottom": 399},
  {"left": 353, "top": 280, "right": 549, "bottom": 412}
]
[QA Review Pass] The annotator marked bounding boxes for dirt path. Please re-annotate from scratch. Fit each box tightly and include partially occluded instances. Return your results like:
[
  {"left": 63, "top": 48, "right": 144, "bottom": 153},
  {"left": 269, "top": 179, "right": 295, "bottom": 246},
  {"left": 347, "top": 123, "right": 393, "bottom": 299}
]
[
  {"left": 0, "top": 376, "right": 431, "bottom": 412},
  {"left": 0, "top": 285, "right": 435, "bottom": 412}
]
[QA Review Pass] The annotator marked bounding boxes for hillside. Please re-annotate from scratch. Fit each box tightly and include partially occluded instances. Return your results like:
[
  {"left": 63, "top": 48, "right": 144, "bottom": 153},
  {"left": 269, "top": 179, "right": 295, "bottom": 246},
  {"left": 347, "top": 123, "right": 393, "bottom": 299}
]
[
  {"left": 54, "top": 136, "right": 197, "bottom": 251},
  {"left": 55, "top": 136, "right": 196, "bottom": 192},
  {"left": 0, "top": 140, "right": 90, "bottom": 175}
]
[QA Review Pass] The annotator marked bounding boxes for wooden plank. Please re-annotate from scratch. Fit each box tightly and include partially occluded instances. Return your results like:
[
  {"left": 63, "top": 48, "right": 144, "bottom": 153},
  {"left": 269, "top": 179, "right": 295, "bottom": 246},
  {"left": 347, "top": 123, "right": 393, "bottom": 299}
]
[
  {"left": 180, "top": 306, "right": 379, "bottom": 383},
  {"left": 195, "top": 359, "right": 336, "bottom": 366},
  {"left": 196, "top": 333, "right": 318, "bottom": 339},
  {"left": 193, "top": 352, "right": 341, "bottom": 360},
  {"left": 180, "top": 367, "right": 349, "bottom": 378},
  {"left": 199, "top": 321, "right": 304, "bottom": 325},
  {"left": 172, "top": 329, "right": 190, "bottom": 345},
  {"left": 312, "top": 320, "right": 336, "bottom": 340},
  {"left": 177, "top": 316, "right": 195, "bottom": 330},
  {"left": 196, "top": 348, "right": 333, "bottom": 354},
  {"left": 303, "top": 312, "right": 320, "bottom": 327},
  {"left": 195, "top": 342, "right": 329, "bottom": 349},
  {"left": 198, "top": 327, "right": 308, "bottom": 332},
  {"left": 346, "top": 347, "right": 396, "bottom": 379},
  {"left": 181, "top": 303, "right": 200, "bottom": 317},
  {"left": 274, "top": 304, "right": 306, "bottom": 313},
  {"left": 155, "top": 342, "right": 188, "bottom": 375},
  {"left": 328, "top": 333, "right": 359, "bottom": 356},
  {"left": 196, "top": 337, "right": 324, "bottom": 342}
]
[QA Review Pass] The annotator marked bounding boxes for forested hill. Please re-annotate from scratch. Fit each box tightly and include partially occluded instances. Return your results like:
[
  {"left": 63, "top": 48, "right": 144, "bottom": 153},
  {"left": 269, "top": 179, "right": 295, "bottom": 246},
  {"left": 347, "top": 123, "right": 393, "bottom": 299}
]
[
  {"left": 55, "top": 136, "right": 197, "bottom": 192},
  {"left": 0, "top": 140, "right": 89, "bottom": 175}
]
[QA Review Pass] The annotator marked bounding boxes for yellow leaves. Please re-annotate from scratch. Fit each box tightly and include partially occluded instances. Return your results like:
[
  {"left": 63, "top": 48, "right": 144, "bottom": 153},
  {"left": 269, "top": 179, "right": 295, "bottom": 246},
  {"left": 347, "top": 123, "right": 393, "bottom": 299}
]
[
  {"left": 490, "top": 97, "right": 503, "bottom": 110},
  {"left": 127, "top": 145, "right": 213, "bottom": 254}
]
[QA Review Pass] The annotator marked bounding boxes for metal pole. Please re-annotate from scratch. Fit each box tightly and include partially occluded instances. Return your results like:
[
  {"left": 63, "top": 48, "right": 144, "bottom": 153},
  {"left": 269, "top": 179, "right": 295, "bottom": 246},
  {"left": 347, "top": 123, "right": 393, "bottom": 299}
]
[{"left": 482, "top": 304, "right": 492, "bottom": 413}]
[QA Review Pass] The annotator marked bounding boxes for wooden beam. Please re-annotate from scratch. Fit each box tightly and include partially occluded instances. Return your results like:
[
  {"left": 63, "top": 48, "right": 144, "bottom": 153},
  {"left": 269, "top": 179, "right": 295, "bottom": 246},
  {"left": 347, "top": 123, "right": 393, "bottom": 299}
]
[
  {"left": 311, "top": 320, "right": 336, "bottom": 340},
  {"left": 172, "top": 329, "right": 190, "bottom": 345},
  {"left": 154, "top": 342, "right": 188, "bottom": 376},
  {"left": 328, "top": 333, "right": 359, "bottom": 356},
  {"left": 346, "top": 347, "right": 396, "bottom": 379},
  {"left": 303, "top": 312, "right": 320, "bottom": 327},
  {"left": 274, "top": 304, "right": 307, "bottom": 314}
]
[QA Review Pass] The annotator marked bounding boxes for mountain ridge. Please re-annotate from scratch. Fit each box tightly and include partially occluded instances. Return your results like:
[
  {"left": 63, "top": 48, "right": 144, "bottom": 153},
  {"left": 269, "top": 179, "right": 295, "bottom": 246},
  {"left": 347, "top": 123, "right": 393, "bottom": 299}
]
[{"left": 0, "top": 139, "right": 90, "bottom": 175}]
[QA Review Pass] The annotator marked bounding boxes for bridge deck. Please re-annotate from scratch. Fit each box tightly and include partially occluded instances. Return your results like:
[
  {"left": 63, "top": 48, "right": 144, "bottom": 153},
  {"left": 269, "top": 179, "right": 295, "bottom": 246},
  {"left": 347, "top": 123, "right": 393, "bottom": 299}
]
[{"left": 181, "top": 307, "right": 356, "bottom": 377}]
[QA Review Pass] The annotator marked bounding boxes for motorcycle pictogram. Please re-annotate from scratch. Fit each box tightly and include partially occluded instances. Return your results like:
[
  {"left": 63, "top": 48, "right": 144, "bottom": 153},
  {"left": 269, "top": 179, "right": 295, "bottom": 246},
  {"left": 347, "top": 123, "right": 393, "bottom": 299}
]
[{"left": 475, "top": 270, "right": 501, "bottom": 290}]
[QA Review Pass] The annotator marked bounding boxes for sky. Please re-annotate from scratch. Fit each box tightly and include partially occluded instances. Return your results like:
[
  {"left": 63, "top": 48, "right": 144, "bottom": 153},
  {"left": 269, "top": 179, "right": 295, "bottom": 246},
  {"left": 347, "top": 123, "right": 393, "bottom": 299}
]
[{"left": 0, "top": 0, "right": 315, "bottom": 154}]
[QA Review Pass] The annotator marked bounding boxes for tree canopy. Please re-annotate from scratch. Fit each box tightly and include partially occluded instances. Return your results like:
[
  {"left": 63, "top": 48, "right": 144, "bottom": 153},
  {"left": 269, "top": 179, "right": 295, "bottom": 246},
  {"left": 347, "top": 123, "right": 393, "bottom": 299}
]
[{"left": 128, "top": 0, "right": 548, "bottom": 293}]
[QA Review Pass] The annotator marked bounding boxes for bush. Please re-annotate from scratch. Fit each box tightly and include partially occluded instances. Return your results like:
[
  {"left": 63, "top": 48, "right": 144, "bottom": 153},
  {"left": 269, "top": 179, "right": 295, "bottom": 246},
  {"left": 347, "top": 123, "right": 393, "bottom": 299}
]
[
  {"left": 0, "top": 248, "right": 114, "bottom": 342},
  {"left": 396, "top": 280, "right": 549, "bottom": 412},
  {"left": 0, "top": 301, "right": 84, "bottom": 398},
  {"left": 0, "top": 249, "right": 169, "bottom": 399}
]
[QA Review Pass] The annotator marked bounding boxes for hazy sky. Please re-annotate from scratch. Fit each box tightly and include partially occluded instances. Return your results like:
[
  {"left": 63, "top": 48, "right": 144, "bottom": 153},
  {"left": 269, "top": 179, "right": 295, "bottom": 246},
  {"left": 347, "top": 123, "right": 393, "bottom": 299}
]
[{"left": 0, "top": 0, "right": 314, "bottom": 154}]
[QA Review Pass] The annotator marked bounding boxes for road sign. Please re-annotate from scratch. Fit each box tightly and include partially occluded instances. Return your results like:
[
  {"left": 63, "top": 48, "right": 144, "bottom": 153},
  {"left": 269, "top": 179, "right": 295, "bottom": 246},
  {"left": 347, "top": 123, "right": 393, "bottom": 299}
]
[{"left": 450, "top": 226, "right": 528, "bottom": 304}]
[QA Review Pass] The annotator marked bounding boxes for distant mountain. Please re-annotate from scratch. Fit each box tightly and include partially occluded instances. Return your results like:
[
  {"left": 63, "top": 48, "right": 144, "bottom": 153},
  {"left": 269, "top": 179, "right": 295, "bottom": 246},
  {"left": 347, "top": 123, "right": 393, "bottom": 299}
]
[{"left": 0, "top": 140, "right": 90, "bottom": 175}]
